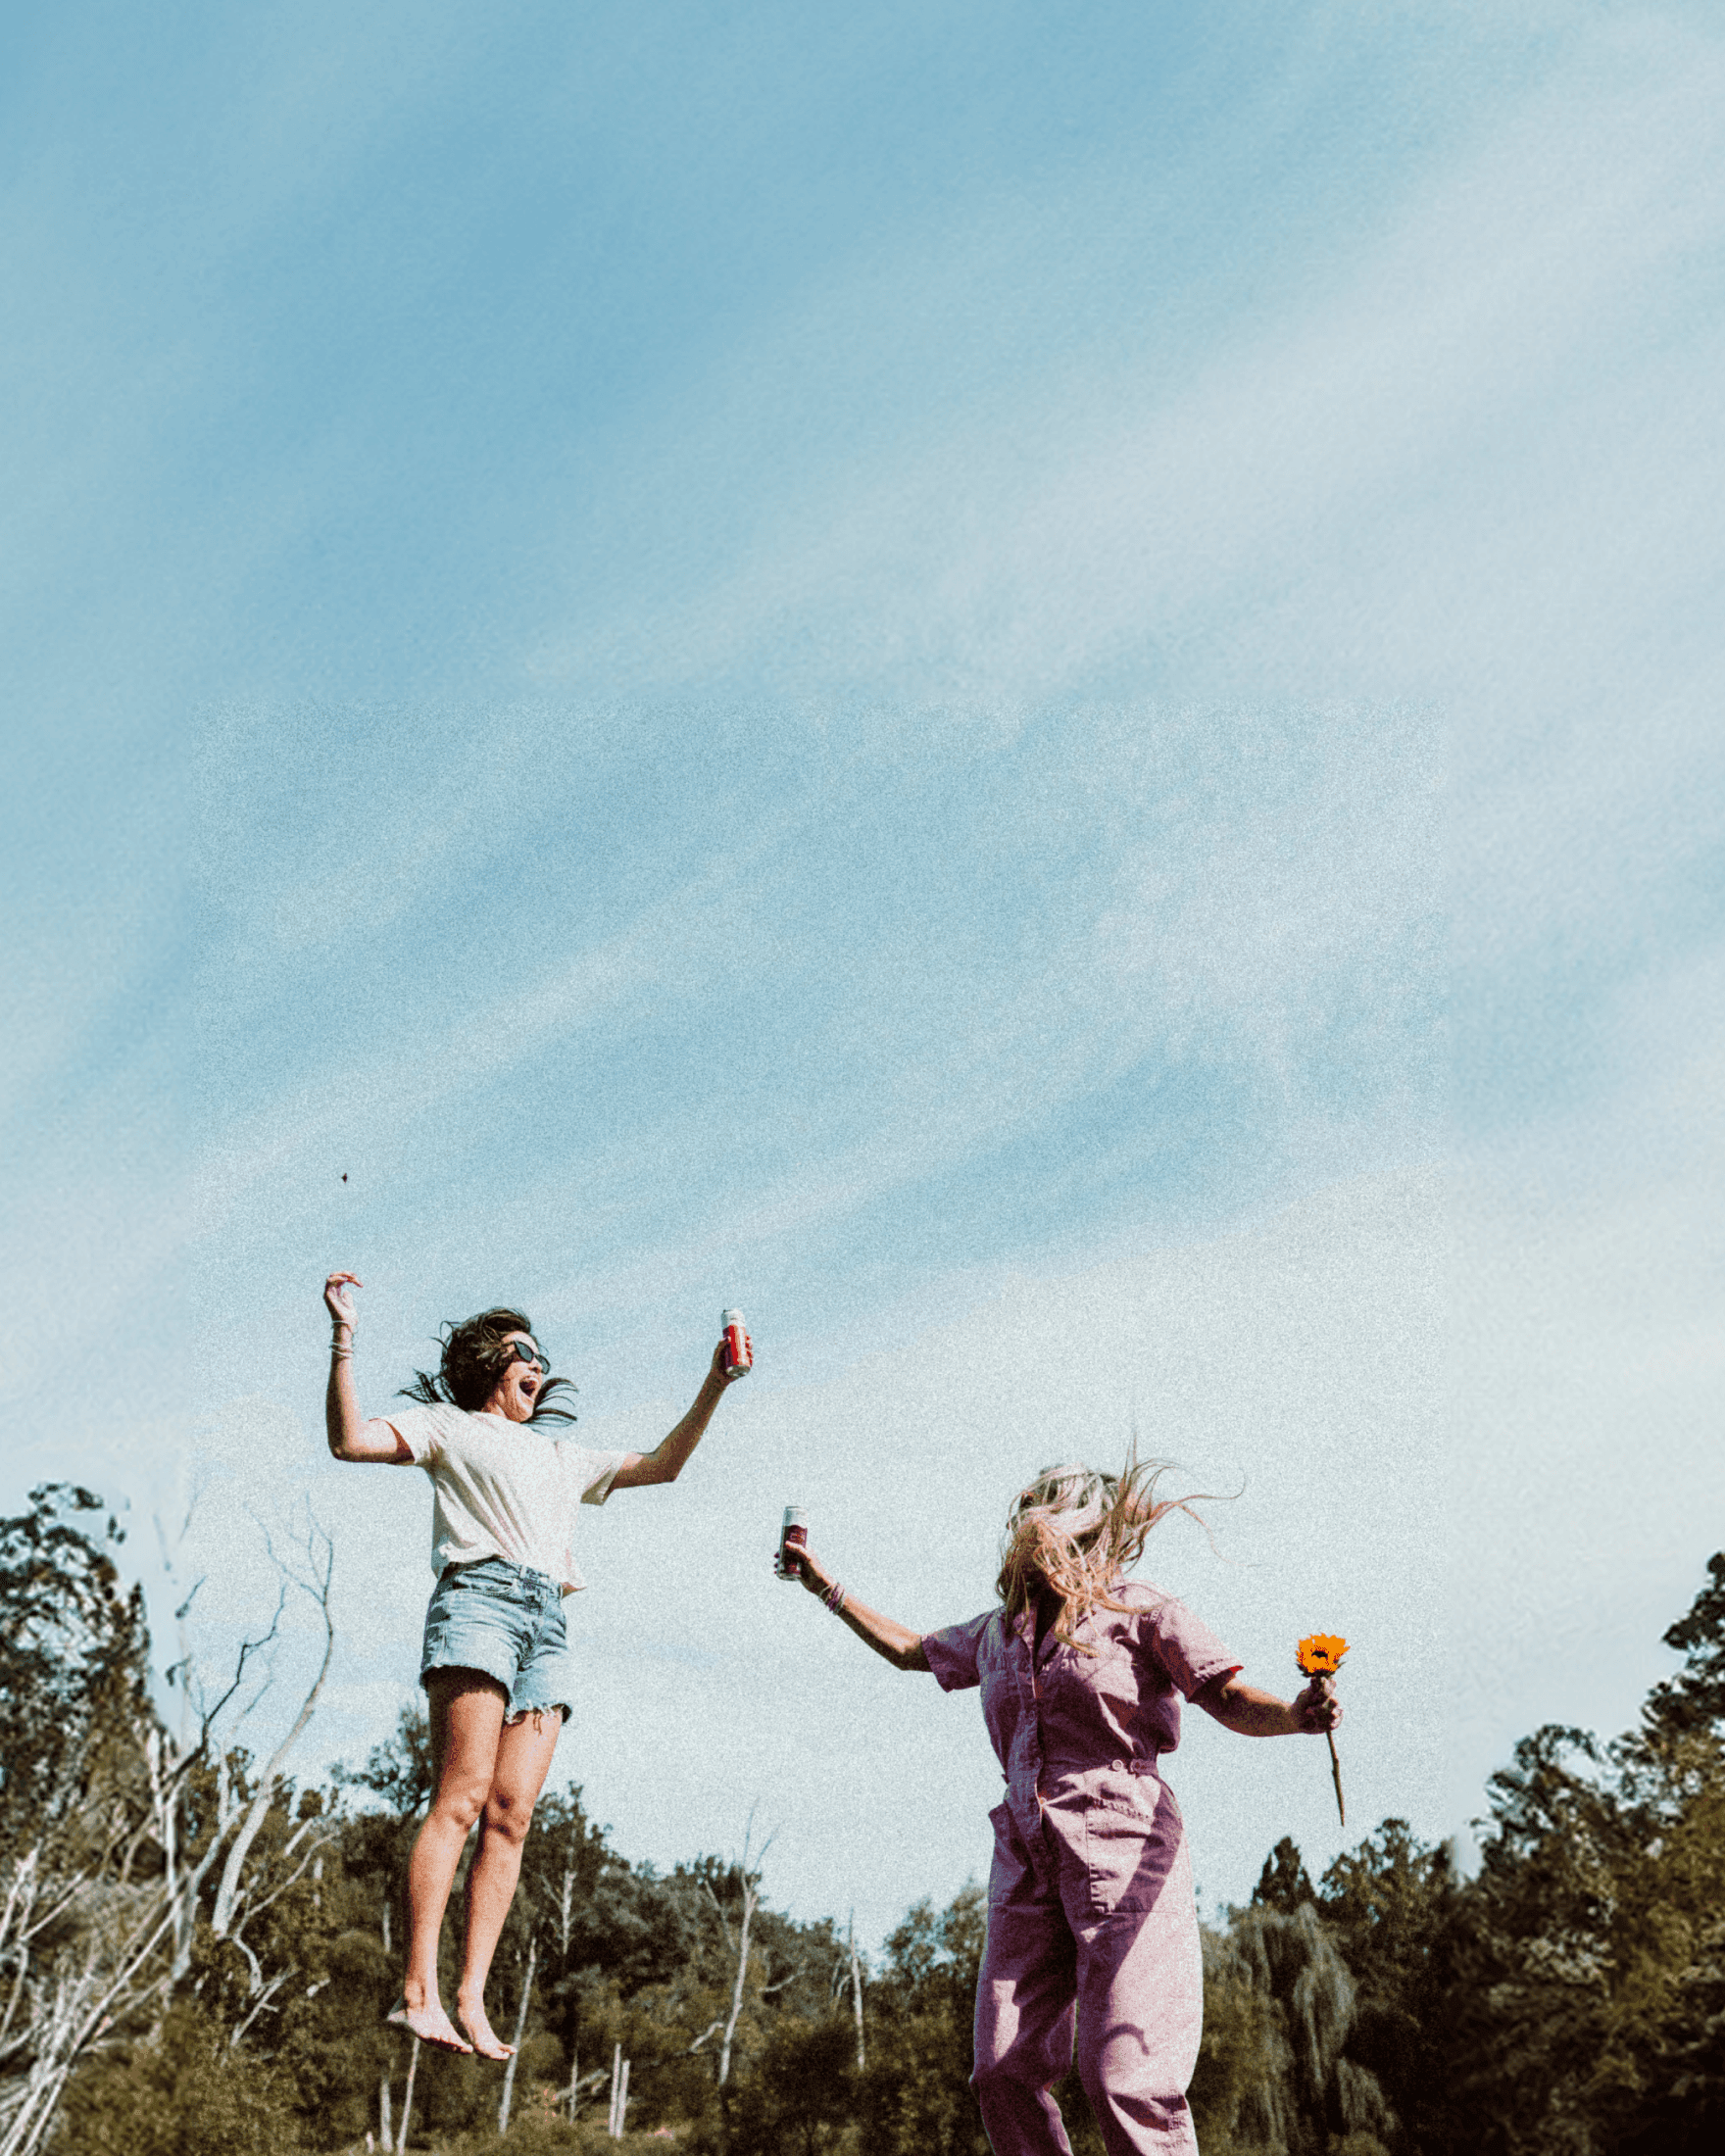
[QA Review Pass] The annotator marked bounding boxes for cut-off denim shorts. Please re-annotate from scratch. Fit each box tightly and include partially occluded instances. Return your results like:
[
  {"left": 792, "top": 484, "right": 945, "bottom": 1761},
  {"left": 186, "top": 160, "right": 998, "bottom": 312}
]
[{"left": 419, "top": 1555, "right": 573, "bottom": 1723}]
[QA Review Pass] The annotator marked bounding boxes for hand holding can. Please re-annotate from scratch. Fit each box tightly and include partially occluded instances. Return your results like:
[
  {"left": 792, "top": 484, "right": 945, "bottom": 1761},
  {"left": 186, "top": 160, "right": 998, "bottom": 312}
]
[
  {"left": 776, "top": 1505, "right": 808, "bottom": 1580},
  {"left": 721, "top": 1307, "right": 753, "bottom": 1378}
]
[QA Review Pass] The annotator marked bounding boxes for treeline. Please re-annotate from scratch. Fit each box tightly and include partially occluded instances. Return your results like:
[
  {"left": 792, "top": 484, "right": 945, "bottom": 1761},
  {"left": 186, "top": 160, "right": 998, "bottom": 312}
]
[{"left": 1, "top": 1486, "right": 1720, "bottom": 2156}]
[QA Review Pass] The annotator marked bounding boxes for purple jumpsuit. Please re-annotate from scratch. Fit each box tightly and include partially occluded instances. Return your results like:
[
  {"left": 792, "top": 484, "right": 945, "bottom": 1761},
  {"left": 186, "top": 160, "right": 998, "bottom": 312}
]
[{"left": 922, "top": 1585, "right": 1240, "bottom": 2156}]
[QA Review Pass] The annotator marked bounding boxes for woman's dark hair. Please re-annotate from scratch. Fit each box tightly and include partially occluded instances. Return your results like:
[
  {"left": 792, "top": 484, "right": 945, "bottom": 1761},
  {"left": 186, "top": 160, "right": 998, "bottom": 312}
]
[{"left": 398, "top": 1307, "right": 578, "bottom": 1424}]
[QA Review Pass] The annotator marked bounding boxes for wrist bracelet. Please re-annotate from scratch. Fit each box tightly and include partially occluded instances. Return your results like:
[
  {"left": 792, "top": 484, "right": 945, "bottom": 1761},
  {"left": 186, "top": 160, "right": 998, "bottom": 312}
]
[
  {"left": 331, "top": 1345, "right": 353, "bottom": 1361},
  {"left": 822, "top": 1580, "right": 847, "bottom": 1616}
]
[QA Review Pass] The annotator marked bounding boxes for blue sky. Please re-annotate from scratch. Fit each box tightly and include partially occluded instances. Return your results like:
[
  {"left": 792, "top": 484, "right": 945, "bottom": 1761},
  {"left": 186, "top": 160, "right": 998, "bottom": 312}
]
[{"left": 4, "top": 1, "right": 1724, "bottom": 1944}]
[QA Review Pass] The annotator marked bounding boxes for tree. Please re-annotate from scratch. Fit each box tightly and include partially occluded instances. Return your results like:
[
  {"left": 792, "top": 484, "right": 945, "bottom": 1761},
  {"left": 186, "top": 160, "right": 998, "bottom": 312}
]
[
  {"left": 1192, "top": 1902, "right": 1393, "bottom": 2156},
  {"left": 856, "top": 1886, "right": 990, "bottom": 2156},
  {"left": 0, "top": 1489, "right": 340, "bottom": 2156},
  {"left": 1253, "top": 1837, "right": 1316, "bottom": 1915}
]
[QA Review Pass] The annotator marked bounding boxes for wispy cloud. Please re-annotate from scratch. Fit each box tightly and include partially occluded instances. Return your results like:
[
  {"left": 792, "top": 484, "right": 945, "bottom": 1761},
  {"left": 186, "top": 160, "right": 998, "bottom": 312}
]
[{"left": 526, "top": 12, "right": 1725, "bottom": 735}]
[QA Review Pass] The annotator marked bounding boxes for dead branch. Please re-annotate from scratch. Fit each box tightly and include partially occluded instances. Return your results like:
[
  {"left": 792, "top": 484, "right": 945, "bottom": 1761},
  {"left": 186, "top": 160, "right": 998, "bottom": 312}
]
[{"left": 211, "top": 1510, "right": 336, "bottom": 1942}]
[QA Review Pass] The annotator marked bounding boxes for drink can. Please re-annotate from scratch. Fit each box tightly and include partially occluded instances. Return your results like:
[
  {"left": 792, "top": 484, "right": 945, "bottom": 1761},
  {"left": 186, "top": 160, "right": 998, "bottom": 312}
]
[
  {"left": 720, "top": 1307, "right": 752, "bottom": 1377},
  {"left": 777, "top": 1505, "right": 808, "bottom": 1580}
]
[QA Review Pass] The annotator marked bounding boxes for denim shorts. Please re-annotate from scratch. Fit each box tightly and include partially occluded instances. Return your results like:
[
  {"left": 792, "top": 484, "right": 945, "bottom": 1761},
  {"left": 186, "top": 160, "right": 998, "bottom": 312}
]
[{"left": 419, "top": 1556, "right": 573, "bottom": 1723}]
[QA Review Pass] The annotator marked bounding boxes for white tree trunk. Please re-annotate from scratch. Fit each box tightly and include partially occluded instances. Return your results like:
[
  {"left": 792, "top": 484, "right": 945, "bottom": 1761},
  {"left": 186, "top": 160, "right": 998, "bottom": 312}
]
[
  {"left": 211, "top": 1529, "right": 337, "bottom": 1940},
  {"left": 496, "top": 1933, "right": 536, "bottom": 2132},
  {"left": 395, "top": 2036, "right": 419, "bottom": 2156},
  {"left": 850, "top": 1913, "right": 865, "bottom": 2071},
  {"left": 716, "top": 1874, "right": 757, "bottom": 2087}
]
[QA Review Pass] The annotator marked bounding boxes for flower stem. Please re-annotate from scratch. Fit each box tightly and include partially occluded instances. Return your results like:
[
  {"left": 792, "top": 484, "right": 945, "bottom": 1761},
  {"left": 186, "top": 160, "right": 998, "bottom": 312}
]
[{"left": 1326, "top": 1732, "right": 1345, "bottom": 1826}]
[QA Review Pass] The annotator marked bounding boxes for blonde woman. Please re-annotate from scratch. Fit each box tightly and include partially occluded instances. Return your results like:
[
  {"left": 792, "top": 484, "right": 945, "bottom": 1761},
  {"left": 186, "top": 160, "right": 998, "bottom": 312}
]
[{"left": 787, "top": 1462, "right": 1341, "bottom": 2156}]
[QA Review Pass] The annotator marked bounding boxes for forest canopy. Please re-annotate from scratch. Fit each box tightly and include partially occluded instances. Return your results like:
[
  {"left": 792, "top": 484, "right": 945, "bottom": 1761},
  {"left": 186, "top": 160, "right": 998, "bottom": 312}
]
[{"left": 0, "top": 1484, "right": 1718, "bottom": 2156}]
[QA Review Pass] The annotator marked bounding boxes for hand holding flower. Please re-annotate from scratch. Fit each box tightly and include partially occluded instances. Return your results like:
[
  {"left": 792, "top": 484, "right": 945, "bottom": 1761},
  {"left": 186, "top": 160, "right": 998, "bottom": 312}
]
[{"left": 1296, "top": 1634, "right": 1349, "bottom": 1825}]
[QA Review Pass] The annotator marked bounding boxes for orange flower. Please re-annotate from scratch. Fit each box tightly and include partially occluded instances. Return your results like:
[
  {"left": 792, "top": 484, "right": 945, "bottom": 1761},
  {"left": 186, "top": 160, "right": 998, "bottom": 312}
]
[
  {"left": 1296, "top": 1634, "right": 1349, "bottom": 1678},
  {"left": 1295, "top": 1634, "right": 1349, "bottom": 1826}
]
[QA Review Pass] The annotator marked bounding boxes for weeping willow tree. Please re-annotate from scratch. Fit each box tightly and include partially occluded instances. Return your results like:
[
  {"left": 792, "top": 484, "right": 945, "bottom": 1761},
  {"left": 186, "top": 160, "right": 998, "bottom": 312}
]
[{"left": 1192, "top": 1901, "right": 1394, "bottom": 2156}]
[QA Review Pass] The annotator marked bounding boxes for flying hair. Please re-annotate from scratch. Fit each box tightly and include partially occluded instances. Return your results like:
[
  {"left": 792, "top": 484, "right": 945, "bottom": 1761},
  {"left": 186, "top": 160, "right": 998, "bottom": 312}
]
[
  {"left": 995, "top": 1450, "right": 1211, "bottom": 1652},
  {"left": 397, "top": 1306, "right": 579, "bottom": 1424}
]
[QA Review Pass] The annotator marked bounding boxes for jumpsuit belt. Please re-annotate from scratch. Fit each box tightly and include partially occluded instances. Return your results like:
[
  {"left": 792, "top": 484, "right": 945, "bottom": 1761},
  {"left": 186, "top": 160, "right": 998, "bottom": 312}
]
[{"left": 1028, "top": 1754, "right": 1162, "bottom": 1780}]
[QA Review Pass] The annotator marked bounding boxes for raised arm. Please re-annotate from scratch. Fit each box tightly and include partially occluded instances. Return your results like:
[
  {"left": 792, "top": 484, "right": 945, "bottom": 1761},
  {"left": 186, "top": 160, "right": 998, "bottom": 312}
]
[
  {"left": 1194, "top": 1670, "right": 1342, "bottom": 1739},
  {"left": 610, "top": 1337, "right": 749, "bottom": 1490},
  {"left": 786, "top": 1541, "right": 930, "bottom": 1673},
  {"left": 323, "top": 1272, "right": 413, "bottom": 1464}
]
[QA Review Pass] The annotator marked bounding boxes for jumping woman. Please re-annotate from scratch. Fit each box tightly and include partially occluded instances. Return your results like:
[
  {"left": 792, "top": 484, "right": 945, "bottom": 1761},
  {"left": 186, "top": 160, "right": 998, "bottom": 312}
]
[
  {"left": 786, "top": 1460, "right": 1342, "bottom": 2156},
  {"left": 324, "top": 1270, "right": 748, "bottom": 2059}
]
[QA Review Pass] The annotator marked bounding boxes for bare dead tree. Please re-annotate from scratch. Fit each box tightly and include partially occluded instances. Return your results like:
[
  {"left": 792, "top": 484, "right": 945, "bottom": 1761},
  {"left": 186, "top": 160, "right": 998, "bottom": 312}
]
[
  {"left": 0, "top": 1501, "right": 339, "bottom": 2156},
  {"left": 704, "top": 1810, "right": 776, "bottom": 2090},
  {"left": 495, "top": 1932, "right": 537, "bottom": 2134},
  {"left": 394, "top": 2034, "right": 419, "bottom": 2156},
  {"left": 211, "top": 1508, "right": 338, "bottom": 1941},
  {"left": 849, "top": 1911, "right": 865, "bottom": 2071}
]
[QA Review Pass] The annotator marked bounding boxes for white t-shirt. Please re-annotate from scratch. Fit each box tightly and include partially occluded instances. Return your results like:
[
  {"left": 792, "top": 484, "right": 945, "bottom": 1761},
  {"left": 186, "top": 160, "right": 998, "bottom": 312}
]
[{"left": 383, "top": 1400, "right": 627, "bottom": 1594}]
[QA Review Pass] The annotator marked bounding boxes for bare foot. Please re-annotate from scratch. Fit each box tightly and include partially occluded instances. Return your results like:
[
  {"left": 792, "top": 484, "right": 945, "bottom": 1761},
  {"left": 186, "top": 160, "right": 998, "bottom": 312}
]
[
  {"left": 454, "top": 1995, "right": 514, "bottom": 2062},
  {"left": 386, "top": 1997, "right": 472, "bottom": 2054}
]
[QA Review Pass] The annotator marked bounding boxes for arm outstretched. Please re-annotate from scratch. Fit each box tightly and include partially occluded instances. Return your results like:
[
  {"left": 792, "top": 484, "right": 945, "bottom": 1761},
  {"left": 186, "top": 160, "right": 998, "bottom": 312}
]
[
  {"left": 611, "top": 1337, "right": 748, "bottom": 1489},
  {"left": 787, "top": 1542, "right": 930, "bottom": 1673},
  {"left": 322, "top": 1271, "right": 412, "bottom": 1464},
  {"left": 1194, "top": 1671, "right": 1342, "bottom": 1738}
]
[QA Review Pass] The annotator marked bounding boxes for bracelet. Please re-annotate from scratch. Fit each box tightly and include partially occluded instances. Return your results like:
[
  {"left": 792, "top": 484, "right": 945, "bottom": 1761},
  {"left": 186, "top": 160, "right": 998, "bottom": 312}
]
[{"left": 822, "top": 1580, "right": 847, "bottom": 1615}]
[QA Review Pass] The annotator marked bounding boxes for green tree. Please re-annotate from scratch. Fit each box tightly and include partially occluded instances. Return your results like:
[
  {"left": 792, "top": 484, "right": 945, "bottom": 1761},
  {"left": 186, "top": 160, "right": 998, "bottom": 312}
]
[
  {"left": 1254, "top": 1837, "right": 1317, "bottom": 1916},
  {"left": 52, "top": 2002, "right": 304, "bottom": 2156},
  {"left": 856, "top": 1886, "right": 990, "bottom": 2156}
]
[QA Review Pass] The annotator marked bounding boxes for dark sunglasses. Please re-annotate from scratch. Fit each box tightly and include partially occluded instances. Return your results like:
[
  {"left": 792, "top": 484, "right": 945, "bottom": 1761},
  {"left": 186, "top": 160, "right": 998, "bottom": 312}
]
[{"left": 503, "top": 1340, "right": 549, "bottom": 1375}]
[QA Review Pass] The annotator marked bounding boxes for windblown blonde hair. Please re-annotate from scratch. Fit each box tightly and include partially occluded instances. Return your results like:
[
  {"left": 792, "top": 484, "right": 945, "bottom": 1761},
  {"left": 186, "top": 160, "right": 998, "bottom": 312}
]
[{"left": 996, "top": 1453, "right": 1205, "bottom": 1651}]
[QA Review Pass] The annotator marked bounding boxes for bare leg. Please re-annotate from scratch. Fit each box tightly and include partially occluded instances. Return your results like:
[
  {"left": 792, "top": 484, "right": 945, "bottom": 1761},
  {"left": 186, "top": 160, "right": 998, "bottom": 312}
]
[
  {"left": 389, "top": 1671, "right": 508, "bottom": 2054},
  {"left": 454, "top": 1705, "right": 564, "bottom": 2059}
]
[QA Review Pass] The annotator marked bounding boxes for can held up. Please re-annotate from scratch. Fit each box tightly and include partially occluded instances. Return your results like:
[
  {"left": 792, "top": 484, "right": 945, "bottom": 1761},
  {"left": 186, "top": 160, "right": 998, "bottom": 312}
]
[
  {"left": 776, "top": 1505, "right": 808, "bottom": 1580},
  {"left": 721, "top": 1307, "right": 753, "bottom": 1377}
]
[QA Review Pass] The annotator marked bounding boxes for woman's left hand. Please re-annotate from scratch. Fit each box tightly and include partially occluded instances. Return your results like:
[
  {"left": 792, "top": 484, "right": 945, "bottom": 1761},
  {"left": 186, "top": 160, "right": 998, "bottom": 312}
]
[
  {"left": 1292, "top": 1676, "right": 1343, "bottom": 1735},
  {"left": 710, "top": 1335, "right": 752, "bottom": 1386}
]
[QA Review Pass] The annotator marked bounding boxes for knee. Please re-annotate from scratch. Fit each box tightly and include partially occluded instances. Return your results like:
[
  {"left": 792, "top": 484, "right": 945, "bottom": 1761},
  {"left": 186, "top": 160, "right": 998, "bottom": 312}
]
[
  {"left": 432, "top": 1778, "right": 489, "bottom": 1836},
  {"left": 970, "top": 2046, "right": 1041, "bottom": 2100},
  {"left": 482, "top": 1788, "right": 535, "bottom": 1845}
]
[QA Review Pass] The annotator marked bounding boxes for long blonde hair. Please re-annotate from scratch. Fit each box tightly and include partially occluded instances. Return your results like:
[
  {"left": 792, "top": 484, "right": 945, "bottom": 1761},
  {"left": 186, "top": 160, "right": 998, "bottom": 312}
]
[{"left": 996, "top": 1453, "right": 1204, "bottom": 1651}]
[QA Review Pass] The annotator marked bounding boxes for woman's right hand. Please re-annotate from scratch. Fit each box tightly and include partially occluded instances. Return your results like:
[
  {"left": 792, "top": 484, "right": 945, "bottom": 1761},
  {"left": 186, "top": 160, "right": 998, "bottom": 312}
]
[
  {"left": 779, "top": 1541, "right": 834, "bottom": 1597},
  {"left": 324, "top": 1271, "right": 361, "bottom": 1327}
]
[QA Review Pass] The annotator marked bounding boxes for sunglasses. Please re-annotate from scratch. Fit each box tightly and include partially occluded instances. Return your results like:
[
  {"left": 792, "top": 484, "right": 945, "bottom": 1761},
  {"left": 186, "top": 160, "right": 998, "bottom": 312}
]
[{"left": 503, "top": 1340, "right": 549, "bottom": 1375}]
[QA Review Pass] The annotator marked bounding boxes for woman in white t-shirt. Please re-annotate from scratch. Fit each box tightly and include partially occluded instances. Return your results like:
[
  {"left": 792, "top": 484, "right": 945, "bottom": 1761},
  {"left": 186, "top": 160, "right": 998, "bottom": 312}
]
[{"left": 323, "top": 1270, "right": 748, "bottom": 2060}]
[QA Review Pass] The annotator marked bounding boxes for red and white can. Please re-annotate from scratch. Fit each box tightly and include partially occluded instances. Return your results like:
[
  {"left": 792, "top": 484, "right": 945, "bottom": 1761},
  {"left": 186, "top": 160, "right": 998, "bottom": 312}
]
[
  {"left": 721, "top": 1307, "right": 752, "bottom": 1377},
  {"left": 776, "top": 1505, "right": 808, "bottom": 1580}
]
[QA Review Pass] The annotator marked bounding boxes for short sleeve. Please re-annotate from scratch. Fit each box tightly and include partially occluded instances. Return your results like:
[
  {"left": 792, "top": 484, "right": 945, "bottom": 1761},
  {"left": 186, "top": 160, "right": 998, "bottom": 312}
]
[
  {"left": 381, "top": 1401, "right": 455, "bottom": 1467},
  {"left": 558, "top": 1442, "right": 628, "bottom": 1507},
  {"left": 1143, "top": 1595, "right": 1242, "bottom": 1700},
  {"left": 921, "top": 1610, "right": 992, "bottom": 1692}
]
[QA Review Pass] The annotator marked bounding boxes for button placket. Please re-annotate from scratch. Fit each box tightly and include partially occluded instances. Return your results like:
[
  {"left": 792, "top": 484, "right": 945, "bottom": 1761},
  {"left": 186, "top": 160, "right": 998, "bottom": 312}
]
[{"left": 1024, "top": 1625, "right": 1049, "bottom": 1812}]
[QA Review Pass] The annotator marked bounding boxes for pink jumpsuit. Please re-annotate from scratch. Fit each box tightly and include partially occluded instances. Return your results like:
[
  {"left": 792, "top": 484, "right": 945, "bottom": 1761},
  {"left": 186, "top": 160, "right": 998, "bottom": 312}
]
[{"left": 921, "top": 1585, "right": 1240, "bottom": 2156}]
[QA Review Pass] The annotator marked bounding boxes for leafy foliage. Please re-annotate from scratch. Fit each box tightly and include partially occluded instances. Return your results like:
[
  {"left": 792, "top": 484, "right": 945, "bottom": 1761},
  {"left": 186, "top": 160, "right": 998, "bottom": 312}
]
[{"left": 5, "top": 1494, "right": 1721, "bottom": 2156}]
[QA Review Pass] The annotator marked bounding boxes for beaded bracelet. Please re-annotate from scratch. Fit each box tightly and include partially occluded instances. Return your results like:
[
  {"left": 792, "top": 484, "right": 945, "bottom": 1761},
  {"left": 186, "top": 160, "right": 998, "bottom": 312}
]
[{"left": 822, "top": 1580, "right": 848, "bottom": 1616}]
